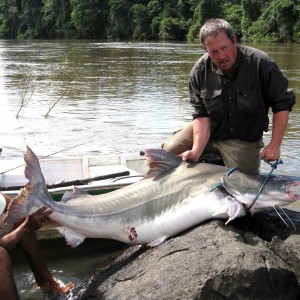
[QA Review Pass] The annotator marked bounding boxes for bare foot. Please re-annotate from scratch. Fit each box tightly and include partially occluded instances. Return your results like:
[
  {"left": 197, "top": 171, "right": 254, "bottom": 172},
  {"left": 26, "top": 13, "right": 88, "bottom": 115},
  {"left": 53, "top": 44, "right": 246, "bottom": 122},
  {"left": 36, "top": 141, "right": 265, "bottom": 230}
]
[{"left": 37, "top": 278, "right": 75, "bottom": 294}]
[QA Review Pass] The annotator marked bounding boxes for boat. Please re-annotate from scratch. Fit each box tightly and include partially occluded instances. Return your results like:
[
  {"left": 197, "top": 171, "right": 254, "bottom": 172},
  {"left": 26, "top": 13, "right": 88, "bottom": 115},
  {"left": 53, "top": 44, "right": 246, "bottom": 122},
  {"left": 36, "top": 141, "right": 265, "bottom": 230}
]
[
  {"left": 0, "top": 153, "right": 147, "bottom": 200},
  {"left": 0, "top": 153, "right": 147, "bottom": 240}
]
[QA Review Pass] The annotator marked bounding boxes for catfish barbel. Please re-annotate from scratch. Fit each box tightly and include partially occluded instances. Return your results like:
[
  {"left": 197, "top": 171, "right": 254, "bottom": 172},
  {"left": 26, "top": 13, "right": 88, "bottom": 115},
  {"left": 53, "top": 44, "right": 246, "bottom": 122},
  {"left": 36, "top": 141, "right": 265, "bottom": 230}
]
[{"left": 5, "top": 146, "right": 300, "bottom": 248}]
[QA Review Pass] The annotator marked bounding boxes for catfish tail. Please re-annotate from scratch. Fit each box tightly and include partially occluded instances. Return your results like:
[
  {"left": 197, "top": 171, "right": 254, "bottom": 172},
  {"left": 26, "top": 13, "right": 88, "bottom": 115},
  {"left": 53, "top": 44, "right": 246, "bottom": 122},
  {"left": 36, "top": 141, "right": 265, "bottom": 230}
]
[
  {"left": 4, "top": 186, "right": 32, "bottom": 224},
  {"left": 24, "top": 145, "right": 46, "bottom": 184},
  {"left": 5, "top": 145, "right": 54, "bottom": 224}
]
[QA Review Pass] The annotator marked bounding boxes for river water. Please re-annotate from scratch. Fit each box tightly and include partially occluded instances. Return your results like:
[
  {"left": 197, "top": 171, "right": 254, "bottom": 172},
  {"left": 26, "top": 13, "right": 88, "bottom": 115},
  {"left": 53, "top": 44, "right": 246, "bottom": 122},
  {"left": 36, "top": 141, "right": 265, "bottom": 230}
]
[{"left": 0, "top": 40, "right": 299, "bottom": 299}]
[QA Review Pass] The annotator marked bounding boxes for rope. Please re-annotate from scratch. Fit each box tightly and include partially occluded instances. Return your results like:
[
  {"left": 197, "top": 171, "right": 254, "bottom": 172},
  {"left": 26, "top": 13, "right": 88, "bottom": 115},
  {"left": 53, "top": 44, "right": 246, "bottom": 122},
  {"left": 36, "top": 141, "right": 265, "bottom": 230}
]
[
  {"left": 210, "top": 167, "right": 237, "bottom": 192},
  {"left": 248, "top": 159, "right": 283, "bottom": 210},
  {"left": 209, "top": 160, "right": 283, "bottom": 214}
]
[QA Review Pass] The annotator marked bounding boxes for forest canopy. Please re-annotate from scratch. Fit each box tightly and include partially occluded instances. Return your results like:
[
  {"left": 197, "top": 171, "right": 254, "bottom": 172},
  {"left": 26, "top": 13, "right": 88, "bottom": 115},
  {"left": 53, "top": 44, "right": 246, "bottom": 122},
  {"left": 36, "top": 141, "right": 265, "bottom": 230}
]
[{"left": 0, "top": 0, "right": 299, "bottom": 43}]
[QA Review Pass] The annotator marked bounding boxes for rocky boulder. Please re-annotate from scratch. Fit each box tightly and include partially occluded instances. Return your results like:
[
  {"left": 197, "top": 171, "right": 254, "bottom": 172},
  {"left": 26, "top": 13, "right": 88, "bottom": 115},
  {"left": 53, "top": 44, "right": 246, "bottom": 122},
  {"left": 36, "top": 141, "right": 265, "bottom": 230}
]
[{"left": 60, "top": 209, "right": 300, "bottom": 300}]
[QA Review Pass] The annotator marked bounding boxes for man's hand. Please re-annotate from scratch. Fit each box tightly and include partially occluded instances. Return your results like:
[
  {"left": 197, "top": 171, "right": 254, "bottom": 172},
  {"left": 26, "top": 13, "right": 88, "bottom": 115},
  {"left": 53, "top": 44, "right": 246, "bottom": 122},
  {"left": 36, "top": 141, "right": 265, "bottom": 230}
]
[
  {"left": 179, "top": 150, "right": 200, "bottom": 162},
  {"left": 0, "top": 206, "right": 54, "bottom": 250},
  {"left": 260, "top": 143, "right": 281, "bottom": 162},
  {"left": 180, "top": 117, "right": 211, "bottom": 163},
  {"left": 23, "top": 206, "right": 54, "bottom": 232},
  {"left": 261, "top": 110, "right": 288, "bottom": 162}
]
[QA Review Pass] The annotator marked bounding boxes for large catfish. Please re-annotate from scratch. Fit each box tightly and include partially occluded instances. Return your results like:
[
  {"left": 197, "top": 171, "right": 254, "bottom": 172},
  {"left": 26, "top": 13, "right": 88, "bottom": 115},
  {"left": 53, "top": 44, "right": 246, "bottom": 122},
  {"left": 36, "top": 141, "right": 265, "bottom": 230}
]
[{"left": 5, "top": 146, "right": 300, "bottom": 248}]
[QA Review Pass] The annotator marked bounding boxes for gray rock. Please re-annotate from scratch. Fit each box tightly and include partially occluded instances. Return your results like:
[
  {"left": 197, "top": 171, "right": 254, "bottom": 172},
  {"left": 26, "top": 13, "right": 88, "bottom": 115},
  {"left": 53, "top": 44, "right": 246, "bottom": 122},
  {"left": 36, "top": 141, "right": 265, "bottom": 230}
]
[{"left": 67, "top": 211, "right": 300, "bottom": 300}]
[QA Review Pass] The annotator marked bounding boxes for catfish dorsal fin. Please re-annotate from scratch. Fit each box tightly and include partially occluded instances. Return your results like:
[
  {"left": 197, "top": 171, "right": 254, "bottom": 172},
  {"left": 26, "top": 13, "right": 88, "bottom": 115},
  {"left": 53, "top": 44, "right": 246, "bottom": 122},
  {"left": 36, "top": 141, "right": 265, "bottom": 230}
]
[{"left": 142, "top": 149, "right": 182, "bottom": 178}]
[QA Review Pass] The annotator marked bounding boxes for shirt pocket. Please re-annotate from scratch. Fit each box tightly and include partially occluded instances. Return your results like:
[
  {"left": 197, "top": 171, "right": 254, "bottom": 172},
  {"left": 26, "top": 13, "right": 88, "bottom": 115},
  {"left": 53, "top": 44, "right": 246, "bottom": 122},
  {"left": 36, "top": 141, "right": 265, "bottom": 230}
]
[
  {"left": 200, "top": 89, "right": 223, "bottom": 117},
  {"left": 235, "top": 88, "right": 268, "bottom": 136},
  {"left": 236, "top": 88, "right": 261, "bottom": 115}
]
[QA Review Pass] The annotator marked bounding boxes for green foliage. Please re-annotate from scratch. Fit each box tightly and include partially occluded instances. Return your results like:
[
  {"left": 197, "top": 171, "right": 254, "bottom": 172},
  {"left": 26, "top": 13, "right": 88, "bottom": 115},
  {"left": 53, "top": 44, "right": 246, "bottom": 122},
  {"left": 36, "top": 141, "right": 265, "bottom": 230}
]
[
  {"left": 70, "top": 0, "right": 107, "bottom": 38},
  {"left": 186, "top": 1, "right": 200, "bottom": 41},
  {"left": 147, "top": 0, "right": 163, "bottom": 19},
  {"left": 241, "top": 0, "right": 263, "bottom": 38},
  {"left": 107, "top": 0, "right": 132, "bottom": 39},
  {"left": 158, "top": 17, "right": 187, "bottom": 40},
  {"left": 17, "top": 0, "right": 44, "bottom": 38},
  {"left": 131, "top": 4, "right": 150, "bottom": 40},
  {"left": 42, "top": 0, "right": 75, "bottom": 38},
  {"left": 0, "top": 0, "right": 298, "bottom": 43},
  {"left": 186, "top": 0, "right": 225, "bottom": 41},
  {"left": 42, "top": 0, "right": 60, "bottom": 37},
  {"left": 150, "top": 16, "right": 162, "bottom": 39},
  {"left": 247, "top": 0, "right": 297, "bottom": 43},
  {"left": 187, "top": 22, "right": 200, "bottom": 42},
  {"left": 293, "top": 3, "right": 300, "bottom": 42},
  {"left": 223, "top": 3, "right": 243, "bottom": 40},
  {"left": 0, "top": 0, "right": 19, "bottom": 38},
  {"left": 198, "top": 0, "right": 224, "bottom": 25}
]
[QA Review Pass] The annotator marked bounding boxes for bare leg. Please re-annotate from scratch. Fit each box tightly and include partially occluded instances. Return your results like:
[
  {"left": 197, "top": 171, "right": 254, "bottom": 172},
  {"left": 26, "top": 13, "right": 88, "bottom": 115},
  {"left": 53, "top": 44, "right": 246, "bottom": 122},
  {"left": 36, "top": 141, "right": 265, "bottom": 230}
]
[
  {"left": 162, "top": 123, "right": 224, "bottom": 165},
  {"left": 162, "top": 122, "right": 193, "bottom": 154},
  {"left": 18, "top": 232, "right": 74, "bottom": 294},
  {"left": 0, "top": 247, "right": 19, "bottom": 300}
]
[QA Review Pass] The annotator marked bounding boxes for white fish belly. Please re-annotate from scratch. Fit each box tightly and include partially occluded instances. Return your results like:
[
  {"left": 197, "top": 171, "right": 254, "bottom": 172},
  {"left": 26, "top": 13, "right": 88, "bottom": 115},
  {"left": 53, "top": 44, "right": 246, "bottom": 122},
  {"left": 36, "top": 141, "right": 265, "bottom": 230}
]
[
  {"left": 48, "top": 193, "right": 225, "bottom": 245},
  {"left": 122, "top": 193, "right": 225, "bottom": 245}
]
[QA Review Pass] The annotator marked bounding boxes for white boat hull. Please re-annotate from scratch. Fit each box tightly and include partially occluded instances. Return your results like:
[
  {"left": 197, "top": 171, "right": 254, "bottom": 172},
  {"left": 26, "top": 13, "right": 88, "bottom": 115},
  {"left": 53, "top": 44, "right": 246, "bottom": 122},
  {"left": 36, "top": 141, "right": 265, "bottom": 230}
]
[{"left": 0, "top": 153, "right": 146, "bottom": 198}]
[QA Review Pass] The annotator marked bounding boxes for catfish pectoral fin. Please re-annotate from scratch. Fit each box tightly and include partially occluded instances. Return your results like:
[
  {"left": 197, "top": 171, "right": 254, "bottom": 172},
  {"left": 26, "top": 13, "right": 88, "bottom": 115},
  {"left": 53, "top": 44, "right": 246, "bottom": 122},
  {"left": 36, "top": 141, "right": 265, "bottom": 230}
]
[
  {"left": 57, "top": 227, "right": 85, "bottom": 248},
  {"left": 212, "top": 196, "right": 243, "bottom": 224}
]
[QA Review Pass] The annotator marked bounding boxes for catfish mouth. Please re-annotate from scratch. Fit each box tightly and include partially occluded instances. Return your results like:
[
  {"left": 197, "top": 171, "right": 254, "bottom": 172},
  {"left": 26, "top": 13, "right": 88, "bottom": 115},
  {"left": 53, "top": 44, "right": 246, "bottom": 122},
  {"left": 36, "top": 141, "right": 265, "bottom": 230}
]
[{"left": 287, "top": 182, "right": 300, "bottom": 201}]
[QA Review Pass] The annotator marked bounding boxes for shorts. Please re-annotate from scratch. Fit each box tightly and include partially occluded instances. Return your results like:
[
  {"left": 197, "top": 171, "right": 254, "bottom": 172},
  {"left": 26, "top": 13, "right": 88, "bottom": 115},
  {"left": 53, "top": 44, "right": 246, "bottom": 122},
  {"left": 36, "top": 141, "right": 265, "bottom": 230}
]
[{"left": 162, "top": 122, "right": 263, "bottom": 174}]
